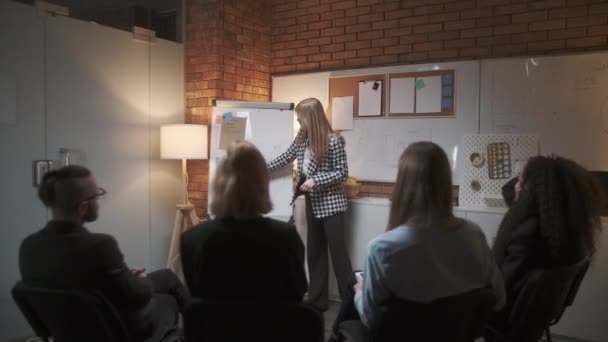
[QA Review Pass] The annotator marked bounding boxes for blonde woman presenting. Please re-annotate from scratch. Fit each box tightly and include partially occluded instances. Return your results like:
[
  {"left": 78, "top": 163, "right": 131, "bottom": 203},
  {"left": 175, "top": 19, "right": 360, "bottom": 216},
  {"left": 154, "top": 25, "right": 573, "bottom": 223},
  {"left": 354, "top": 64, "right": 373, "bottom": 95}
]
[{"left": 269, "top": 98, "right": 354, "bottom": 312}]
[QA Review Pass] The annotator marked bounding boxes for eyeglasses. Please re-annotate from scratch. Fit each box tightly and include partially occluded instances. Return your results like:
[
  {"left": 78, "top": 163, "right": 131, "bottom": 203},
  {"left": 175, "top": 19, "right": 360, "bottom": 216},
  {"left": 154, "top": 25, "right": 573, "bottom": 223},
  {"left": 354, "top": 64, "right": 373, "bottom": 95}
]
[{"left": 77, "top": 187, "right": 107, "bottom": 207}]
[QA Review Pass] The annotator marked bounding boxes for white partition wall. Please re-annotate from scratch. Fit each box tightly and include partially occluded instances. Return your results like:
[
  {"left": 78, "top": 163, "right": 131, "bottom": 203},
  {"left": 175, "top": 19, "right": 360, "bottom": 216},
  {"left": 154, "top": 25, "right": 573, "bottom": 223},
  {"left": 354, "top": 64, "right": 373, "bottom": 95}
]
[{"left": 0, "top": 2, "right": 184, "bottom": 340}]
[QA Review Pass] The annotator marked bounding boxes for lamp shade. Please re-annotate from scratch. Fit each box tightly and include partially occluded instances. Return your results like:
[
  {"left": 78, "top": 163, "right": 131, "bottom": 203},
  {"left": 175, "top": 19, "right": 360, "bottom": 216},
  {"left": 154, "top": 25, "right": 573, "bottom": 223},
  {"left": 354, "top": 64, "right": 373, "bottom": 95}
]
[{"left": 161, "top": 124, "right": 208, "bottom": 160}]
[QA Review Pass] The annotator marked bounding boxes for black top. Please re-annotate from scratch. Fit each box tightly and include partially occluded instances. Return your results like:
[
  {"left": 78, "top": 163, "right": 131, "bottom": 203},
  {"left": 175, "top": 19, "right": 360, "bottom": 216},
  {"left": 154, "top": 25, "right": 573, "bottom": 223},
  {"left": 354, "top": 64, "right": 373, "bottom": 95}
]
[
  {"left": 19, "top": 220, "right": 155, "bottom": 339},
  {"left": 181, "top": 216, "right": 307, "bottom": 301}
]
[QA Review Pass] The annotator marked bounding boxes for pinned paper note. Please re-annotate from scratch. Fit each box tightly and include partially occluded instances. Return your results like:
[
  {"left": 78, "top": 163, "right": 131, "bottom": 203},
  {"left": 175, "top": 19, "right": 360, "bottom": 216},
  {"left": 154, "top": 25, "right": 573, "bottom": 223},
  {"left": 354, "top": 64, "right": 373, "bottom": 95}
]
[
  {"left": 219, "top": 116, "right": 247, "bottom": 150},
  {"left": 390, "top": 77, "right": 415, "bottom": 113},
  {"left": 358, "top": 80, "right": 382, "bottom": 116},
  {"left": 415, "top": 79, "right": 426, "bottom": 90},
  {"left": 331, "top": 96, "right": 354, "bottom": 130}
]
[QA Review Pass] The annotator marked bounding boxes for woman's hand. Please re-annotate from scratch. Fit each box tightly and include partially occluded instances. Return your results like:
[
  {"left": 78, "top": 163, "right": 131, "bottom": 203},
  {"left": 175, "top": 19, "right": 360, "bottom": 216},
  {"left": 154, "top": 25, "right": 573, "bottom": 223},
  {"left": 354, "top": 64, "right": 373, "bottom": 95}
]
[
  {"left": 300, "top": 178, "right": 315, "bottom": 192},
  {"left": 353, "top": 272, "right": 363, "bottom": 292}
]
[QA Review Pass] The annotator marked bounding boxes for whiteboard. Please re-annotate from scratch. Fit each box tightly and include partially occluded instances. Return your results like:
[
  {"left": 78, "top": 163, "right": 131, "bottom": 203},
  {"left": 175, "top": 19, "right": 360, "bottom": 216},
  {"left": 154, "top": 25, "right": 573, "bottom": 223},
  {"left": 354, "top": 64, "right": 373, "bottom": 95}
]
[
  {"left": 480, "top": 52, "right": 608, "bottom": 171},
  {"left": 209, "top": 106, "right": 294, "bottom": 219}
]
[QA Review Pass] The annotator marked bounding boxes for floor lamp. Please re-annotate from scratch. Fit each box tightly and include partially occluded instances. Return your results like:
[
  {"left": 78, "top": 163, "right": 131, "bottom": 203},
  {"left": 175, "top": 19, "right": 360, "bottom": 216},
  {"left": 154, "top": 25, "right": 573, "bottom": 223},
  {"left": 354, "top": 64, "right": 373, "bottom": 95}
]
[{"left": 161, "top": 124, "right": 208, "bottom": 270}]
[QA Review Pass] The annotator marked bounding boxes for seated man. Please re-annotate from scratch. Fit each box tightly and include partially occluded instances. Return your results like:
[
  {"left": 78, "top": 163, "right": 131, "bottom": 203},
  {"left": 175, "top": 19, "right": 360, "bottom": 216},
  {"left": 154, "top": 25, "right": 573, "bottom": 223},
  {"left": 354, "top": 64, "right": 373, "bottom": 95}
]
[{"left": 19, "top": 165, "right": 189, "bottom": 342}]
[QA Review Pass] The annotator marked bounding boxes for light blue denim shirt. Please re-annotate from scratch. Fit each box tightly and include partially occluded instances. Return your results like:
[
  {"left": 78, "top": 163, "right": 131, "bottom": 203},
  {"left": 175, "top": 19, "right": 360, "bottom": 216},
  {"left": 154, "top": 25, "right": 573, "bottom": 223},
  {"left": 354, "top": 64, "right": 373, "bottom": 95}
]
[{"left": 354, "top": 219, "right": 506, "bottom": 327}]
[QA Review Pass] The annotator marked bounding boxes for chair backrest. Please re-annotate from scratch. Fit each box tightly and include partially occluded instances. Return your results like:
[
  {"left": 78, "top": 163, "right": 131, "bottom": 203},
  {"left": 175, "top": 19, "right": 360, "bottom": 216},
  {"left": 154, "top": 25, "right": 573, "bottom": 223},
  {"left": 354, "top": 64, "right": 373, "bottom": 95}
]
[
  {"left": 504, "top": 258, "right": 590, "bottom": 342},
  {"left": 183, "top": 298, "right": 324, "bottom": 342},
  {"left": 370, "top": 288, "right": 496, "bottom": 342},
  {"left": 12, "top": 281, "right": 130, "bottom": 342}
]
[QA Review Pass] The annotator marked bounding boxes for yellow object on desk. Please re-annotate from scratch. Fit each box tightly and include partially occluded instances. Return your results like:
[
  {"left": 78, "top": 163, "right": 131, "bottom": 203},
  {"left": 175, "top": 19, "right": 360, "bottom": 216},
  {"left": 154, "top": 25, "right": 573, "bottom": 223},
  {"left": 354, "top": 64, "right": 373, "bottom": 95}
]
[{"left": 345, "top": 176, "right": 360, "bottom": 198}]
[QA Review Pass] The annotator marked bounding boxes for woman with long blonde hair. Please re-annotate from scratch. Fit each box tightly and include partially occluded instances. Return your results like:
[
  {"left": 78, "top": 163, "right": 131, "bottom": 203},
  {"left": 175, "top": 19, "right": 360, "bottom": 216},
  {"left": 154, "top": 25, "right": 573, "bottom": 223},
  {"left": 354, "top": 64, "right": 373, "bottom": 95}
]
[
  {"left": 181, "top": 141, "right": 307, "bottom": 301},
  {"left": 269, "top": 97, "right": 353, "bottom": 312}
]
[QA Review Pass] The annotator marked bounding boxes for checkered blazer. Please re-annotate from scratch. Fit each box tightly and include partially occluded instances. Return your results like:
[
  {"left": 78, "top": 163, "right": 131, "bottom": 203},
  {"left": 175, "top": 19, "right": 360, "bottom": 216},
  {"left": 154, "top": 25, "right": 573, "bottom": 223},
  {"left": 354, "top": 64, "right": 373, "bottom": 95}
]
[{"left": 269, "top": 131, "right": 348, "bottom": 219}]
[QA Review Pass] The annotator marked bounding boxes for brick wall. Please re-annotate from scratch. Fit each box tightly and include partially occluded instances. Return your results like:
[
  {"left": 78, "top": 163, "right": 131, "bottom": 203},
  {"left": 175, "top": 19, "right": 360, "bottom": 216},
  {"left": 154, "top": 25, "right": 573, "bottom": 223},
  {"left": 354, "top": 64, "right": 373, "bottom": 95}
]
[
  {"left": 185, "top": 0, "right": 272, "bottom": 217},
  {"left": 271, "top": 0, "right": 608, "bottom": 74}
]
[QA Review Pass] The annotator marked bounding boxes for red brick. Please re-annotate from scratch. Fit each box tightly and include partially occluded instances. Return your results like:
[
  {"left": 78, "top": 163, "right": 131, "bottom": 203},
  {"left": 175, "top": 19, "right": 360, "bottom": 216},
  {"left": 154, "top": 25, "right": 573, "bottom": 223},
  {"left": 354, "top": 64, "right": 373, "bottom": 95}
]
[
  {"left": 334, "top": 16, "right": 358, "bottom": 26},
  {"left": 371, "top": 55, "right": 399, "bottom": 65},
  {"left": 548, "top": 27, "right": 586, "bottom": 39},
  {"left": 297, "top": 0, "right": 320, "bottom": 9},
  {"left": 444, "top": 38, "right": 475, "bottom": 49},
  {"left": 549, "top": 6, "right": 588, "bottom": 19},
  {"left": 528, "top": 39, "right": 566, "bottom": 51},
  {"left": 320, "top": 10, "right": 345, "bottom": 20},
  {"left": 308, "top": 36, "right": 332, "bottom": 45},
  {"left": 399, "top": 33, "right": 429, "bottom": 44},
  {"left": 492, "top": 44, "right": 528, "bottom": 56},
  {"left": 322, "top": 27, "right": 345, "bottom": 36},
  {"left": 284, "top": 40, "right": 307, "bottom": 49},
  {"left": 413, "top": 41, "right": 443, "bottom": 51},
  {"left": 307, "top": 4, "right": 332, "bottom": 14},
  {"left": 358, "top": 0, "right": 382, "bottom": 6},
  {"left": 512, "top": 31, "right": 548, "bottom": 43},
  {"left": 308, "top": 52, "right": 332, "bottom": 62},
  {"left": 400, "top": 52, "right": 428, "bottom": 62},
  {"left": 358, "top": 30, "right": 383, "bottom": 40},
  {"left": 297, "top": 62, "right": 320, "bottom": 71},
  {"left": 357, "top": 47, "right": 384, "bottom": 57},
  {"left": 384, "top": 27, "right": 413, "bottom": 37},
  {"left": 444, "top": 19, "right": 475, "bottom": 31},
  {"left": 429, "top": 49, "right": 459, "bottom": 59},
  {"left": 530, "top": 0, "right": 568, "bottom": 10},
  {"left": 345, "top": 57, "right": 371, "bottom": 67},
  {"left": 460, "top": 8, "right": 493, "bottom": 19},
  {"left": 476, "top": 15, "right": 511, "bottom": 27},
  {"left": 275, "top": 49, "right": 298, "bottom": 58},
  {"left": 494, "top": 23, "right": 529, "bottom": 34},
  {"left": 428, "top": 30, "right": 460, "bottom": 40},
  {"left": 398, "top": 0, "right": 430, "bottom": 8},
  {"left": 384, "top": 45, "right": 413, "bottom": 54},
  {"left": 372, "top": 19, "right": 400, "bottom": 30},
  {"left": 332, "top": 0, "right": 357, "bottom": 11},
  {"left": 385, "top": 9, "right": 413, "bottom": 20},
  {"left": 494, "top": 3, "right": 529, "bottom": 15},
  {"left": 285, "top": 24, "right": 307, "bottom": 33},
  {"left": 429, "top": 12, "right": 460, "bottom": 23},
  {"left": 332, "top": 33, "right": 358, "bottom": 43},
  {"left": 461, "top": 27, "right": 493, "bottom": 38},
  {"left": 332, "top": 50, "right": 357, "bottom": 59},
  {"left": 400, "top": 16, "right": 430, "bottom": 26},
  {"left": 567, "top": 36, "right": 607, "bottom": 48},
  {"left": 320, "top": 43, "right": 345, "bottom": 52},
  {"left": 320, "top": 60, "right": 345, "bottom": 69},
  {"left": 297, "top": 13, "right": 321, "bottom": 24},
  {"left": 530, "top": 19, "right": 567, "bottom": 31},
  {"left": 590, "top": 3, "right": 608, "bottom": 15},
  {"left": 284, "top": 8, "right": 308, "bottom": 19},
  {"left": 358, "top": 13, "right": 384, "bottom": 23},
  {"left": 477, "top": 35, "right": 511, "bottom": 47},
  {"left": 444, "top": 1, "right": 475, "bottom": 12},
  {"left": 297, "top": 46, "right": 320, "bottom": 55},
  {"left": 274, "top": 2, "right": 297, "bottom": 13},
  {"left": 588, "top": 24, "right": 608, "bottom": 36},
  {"left": 297, "top": 30, "right": 320, "bottom": 39},
  {"left": 286, "top": 55, "right": 307, "bottom": 64},
  {"left": 413, "top": 23, "right": 442, "bottom": 33},
  {"left": 308, "top": 20, "right": 332, "bottom": 30},
  {"left": 567, "top": 15, "right": 607, "bottom": 27},
  {"left": 414, "top": 4, "right": 444, "bottom": 16},
  {"left": 459, "top": 47, "right": 490, "bottom": 58},
  {"left": 513, "top": 10, "right": 548, "bottom": 23},
  {"left": 372, "top": 37, "right": 400, "bottom": 47},
  {"left": 345, "top": 6, "right": 371, "bottom": 17},
  {"left": 346, "top": 23, "right": 371, "bottom": 33},
  {"left": 346, "top": 40, "right": 371, "bottom": 50}
]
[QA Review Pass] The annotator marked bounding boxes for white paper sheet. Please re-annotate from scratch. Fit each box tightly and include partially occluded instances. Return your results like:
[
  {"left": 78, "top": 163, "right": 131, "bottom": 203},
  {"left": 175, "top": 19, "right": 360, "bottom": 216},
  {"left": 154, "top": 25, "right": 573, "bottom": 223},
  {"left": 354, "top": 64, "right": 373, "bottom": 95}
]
[
  {"left": 389, "top": 77, "right": 415, "bottom": 114},
  {"left": 331, "top": 96, "right": 353, "bottom": 130},
  {"left": 0, "top": 80, "right": 17, "bottom": 125},
  {"left": 358, "top": 80, "right": 382, "bottom": 116},
  {"left": 415, "top": 76, "right": 442, "bottom": 113}
]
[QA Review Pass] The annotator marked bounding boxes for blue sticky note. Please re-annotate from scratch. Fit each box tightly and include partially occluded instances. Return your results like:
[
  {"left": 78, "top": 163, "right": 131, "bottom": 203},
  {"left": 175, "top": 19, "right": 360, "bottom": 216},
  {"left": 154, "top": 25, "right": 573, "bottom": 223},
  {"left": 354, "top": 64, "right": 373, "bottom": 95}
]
[
  {"left": 223, "top": 112, "right": 233, "bottom": 121},
  {"left": 442, "top": 86, "right": 453, "bottom": 97},
  {"left": 441, "top": 98, "right": 453, "bottom": 110},
  {"left": 442, "top": 74, "right": 453, "bottom": 86}
]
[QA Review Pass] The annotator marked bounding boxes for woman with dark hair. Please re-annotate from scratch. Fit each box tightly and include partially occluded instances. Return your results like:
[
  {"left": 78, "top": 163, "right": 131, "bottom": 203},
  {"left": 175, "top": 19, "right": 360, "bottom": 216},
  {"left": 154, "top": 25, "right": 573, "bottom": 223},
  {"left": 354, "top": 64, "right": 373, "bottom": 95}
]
[
  {"left": 492, "top": 156, "right": 604, "bottom": 323},
  {"left": 328, "top": 142, "right": 505, "bottom": 340}
]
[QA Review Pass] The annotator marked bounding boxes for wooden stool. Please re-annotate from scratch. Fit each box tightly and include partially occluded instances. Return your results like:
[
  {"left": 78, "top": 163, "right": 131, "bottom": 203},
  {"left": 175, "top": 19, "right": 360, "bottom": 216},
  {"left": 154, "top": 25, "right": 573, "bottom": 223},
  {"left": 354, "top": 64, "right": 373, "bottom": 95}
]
[{"left": 167, "top": 204, "right": 199, "bottom": 270}]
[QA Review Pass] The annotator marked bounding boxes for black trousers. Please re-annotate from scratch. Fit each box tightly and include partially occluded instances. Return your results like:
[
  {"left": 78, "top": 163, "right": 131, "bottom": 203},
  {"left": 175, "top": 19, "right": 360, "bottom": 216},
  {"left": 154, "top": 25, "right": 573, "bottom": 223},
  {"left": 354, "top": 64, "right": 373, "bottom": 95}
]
[
  {"left": 141, "top": 269, "right": 190, "bottom": 342},
  {"left": 305, "top": 194, "right": 354, "bottom": 311}
]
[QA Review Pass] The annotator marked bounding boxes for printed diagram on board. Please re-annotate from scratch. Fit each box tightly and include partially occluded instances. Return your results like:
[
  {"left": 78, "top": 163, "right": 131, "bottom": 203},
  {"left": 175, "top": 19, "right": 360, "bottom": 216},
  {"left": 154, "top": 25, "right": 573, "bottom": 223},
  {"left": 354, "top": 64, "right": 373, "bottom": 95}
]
[{"left": 460, "top": 134, "right": 538, "bottom": 208}]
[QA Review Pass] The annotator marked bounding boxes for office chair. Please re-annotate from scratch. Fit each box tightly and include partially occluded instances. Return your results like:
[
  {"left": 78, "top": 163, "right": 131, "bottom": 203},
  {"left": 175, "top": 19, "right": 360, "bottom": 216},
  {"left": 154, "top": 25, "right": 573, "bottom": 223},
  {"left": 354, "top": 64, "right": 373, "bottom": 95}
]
[
  {"left": 486, "top": 258, "right": 590, "bottom": 342},
  {"left": 12, "top": 281, "right": 181, "bottom": 342},
  {"left": 183, "top": 298, "right": 324, "bottom": 342},
  {"left": 339, "top": 288, "right": 496, "bottom": 342}
]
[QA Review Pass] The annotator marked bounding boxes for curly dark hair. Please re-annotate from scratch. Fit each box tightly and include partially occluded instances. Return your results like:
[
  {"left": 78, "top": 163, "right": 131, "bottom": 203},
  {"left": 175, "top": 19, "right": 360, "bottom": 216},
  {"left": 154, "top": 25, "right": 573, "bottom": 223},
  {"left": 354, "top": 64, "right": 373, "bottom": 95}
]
[{"left": 507, "top": 156, "right": 604, "bottom": 262}]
